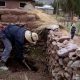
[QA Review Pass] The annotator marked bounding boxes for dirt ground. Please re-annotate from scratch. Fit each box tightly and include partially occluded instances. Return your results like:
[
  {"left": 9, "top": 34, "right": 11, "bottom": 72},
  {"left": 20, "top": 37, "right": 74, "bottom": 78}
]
[
  {"left": 0, "top": 41, "right": 51, "bottom": 80},
  {"left": 73, "top": 35, "right": 80, "bottom": 46},
  {"left": 0, "top": 71, "right": 51, "bottom": 80},
  {"left": 0, "top": 59, "right": 51, "bottom": 80}
]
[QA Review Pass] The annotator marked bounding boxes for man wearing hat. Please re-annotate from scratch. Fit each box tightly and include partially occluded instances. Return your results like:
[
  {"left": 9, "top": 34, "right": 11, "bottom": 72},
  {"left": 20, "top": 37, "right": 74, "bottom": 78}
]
[{"left": 0, "top": 24, "right": 38, "bottom": 70}]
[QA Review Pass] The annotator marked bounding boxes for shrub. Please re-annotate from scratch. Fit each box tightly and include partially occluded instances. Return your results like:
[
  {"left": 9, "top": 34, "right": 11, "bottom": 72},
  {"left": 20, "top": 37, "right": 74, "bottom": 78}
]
[{"left": 35, "top": 2, "right": 43, "bottom": 7}]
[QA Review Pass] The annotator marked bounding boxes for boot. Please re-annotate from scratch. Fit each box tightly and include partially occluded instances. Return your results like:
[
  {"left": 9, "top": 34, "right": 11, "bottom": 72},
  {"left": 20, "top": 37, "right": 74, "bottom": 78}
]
[{"left": 0, "top": 60, "right": 8, "bottom": 71}]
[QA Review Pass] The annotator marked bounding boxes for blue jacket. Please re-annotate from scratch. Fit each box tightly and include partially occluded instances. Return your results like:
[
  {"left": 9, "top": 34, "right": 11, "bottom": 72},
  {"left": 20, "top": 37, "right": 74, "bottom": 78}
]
[
  {"left": 0, "top": 30, "right": 6, "bottom": 39},
  {"left": 3, "top": 25, "right": 26, "bottom": 45}
]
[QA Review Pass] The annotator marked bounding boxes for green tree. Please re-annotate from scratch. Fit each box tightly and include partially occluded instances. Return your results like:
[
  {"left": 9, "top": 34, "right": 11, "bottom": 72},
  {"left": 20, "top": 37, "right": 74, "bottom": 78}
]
[
  {"left": 35, "top": 2, "right": 43, "bottom": 6},
  {"left": 59, "top": 0, "right": 80, "bottom": 16},
  {"left": 74, "top": 0, "right": 80, "bottom": 16},
  {"left": 51, "top": 0, "right": 60, "bottom": 14}
]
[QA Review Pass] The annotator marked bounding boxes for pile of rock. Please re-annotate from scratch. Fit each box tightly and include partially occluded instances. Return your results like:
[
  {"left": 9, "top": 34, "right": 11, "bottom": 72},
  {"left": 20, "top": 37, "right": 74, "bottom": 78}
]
[{"left": 47, "top": 26, "right": 80, "bottom": 80}]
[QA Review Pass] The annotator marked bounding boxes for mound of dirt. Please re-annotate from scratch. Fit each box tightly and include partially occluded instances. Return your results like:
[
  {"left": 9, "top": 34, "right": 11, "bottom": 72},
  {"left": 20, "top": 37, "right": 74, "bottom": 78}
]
[
  {"left": 23, "top": 3, "right": 58, "bottom": 29},
  {"left": 27, "top": 9, "right": 58, "bottom": 25}
]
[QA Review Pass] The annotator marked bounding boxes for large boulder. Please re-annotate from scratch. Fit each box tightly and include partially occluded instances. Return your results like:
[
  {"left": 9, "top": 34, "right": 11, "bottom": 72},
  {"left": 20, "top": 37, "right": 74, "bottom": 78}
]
[
  {"left": 76, "top": 47, "right": 80, "bottom": 57},
  {"left": 71, "top": 60, "right": 80, "bottom": 68},
  {"left": 57, "top": 43, "right": 78, "bottom": 57},
  {"left": 58, "top": 36, "right": 70, "bottom": 43}
]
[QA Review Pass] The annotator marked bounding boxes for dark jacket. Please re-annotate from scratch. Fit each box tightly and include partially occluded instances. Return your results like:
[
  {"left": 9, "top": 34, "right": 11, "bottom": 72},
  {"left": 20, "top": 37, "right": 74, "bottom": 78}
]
[
  {"left": 71, "top": 26, "right": 76, "bottom": 33},
  {"left": 0, "top": 30, "right": 6, "bottom": 39},
  {"left": 3, "top": 25, "right": 26, "bottom": 45}
]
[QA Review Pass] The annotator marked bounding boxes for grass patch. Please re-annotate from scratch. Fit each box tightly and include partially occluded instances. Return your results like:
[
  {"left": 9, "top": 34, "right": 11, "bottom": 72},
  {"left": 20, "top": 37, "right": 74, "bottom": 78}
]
[
  {"left": 65, "top": 22, "right": 80, "bottom": 35},
  {"left": 29, "top": 46, "right": 46, "bottom": 61}
]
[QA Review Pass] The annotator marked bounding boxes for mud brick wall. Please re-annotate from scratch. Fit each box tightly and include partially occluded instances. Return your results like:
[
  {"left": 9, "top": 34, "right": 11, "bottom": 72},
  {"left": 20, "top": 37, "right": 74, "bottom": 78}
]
[{"left": 0, "top": 9, "right": 40, "bottom": 30}]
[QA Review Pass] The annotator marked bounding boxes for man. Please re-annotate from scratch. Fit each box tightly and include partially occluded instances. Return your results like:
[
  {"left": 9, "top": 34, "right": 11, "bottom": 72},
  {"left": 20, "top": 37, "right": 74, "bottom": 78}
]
[
  {"left": 71, "top": 23, "right": 76, "bottom": 39},
  {"left": 0, "top": 24, "right": 38, "bottom": 70}
]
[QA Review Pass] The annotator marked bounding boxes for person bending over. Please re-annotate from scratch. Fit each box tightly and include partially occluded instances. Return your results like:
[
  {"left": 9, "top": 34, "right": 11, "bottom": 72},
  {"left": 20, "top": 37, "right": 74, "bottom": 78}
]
[{"left": 0, "top": 24, "right": 38, "bottom": 70}]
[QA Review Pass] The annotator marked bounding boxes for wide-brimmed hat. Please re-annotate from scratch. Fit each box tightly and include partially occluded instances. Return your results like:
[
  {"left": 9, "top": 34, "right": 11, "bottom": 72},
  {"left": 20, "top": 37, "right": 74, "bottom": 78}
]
[{"left": 25, "top": 30, "right": 38, "bottom": 44}]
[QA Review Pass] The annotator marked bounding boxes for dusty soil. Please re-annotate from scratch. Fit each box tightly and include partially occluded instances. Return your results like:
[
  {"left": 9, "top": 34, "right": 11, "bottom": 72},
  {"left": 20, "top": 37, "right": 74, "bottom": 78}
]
[
  {"left": 0, "top": 41, "right": 51, "bottom": 80},
  {"left": 73, "top": 35, "right": 80, "bottom": 46},
  {"left": 31, "top": 9, "right": 58, "bottom": 25},
  {"left": 0, "top": 58, "right": 51, "bottom": 80},
  {"left": 0, "top": 71, "right": 51, "bottom": 80}
]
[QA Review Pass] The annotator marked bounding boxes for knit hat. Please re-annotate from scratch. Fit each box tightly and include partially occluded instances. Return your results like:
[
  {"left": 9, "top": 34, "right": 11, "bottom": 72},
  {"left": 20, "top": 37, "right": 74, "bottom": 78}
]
[{"left": 25, "top": 30, "right": 38, "bottom": 44}]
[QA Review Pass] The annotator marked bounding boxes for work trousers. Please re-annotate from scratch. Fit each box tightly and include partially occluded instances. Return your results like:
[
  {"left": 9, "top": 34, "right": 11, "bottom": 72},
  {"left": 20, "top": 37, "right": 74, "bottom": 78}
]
[
  {"left": 1, "top": 38, "right": 24, "bottom": 62},
  {"left": 71, "top": 32, "right": 75, "bottom": 39},
  {"left": 1, "top": 38, "right": 12, "bottom": 62}
]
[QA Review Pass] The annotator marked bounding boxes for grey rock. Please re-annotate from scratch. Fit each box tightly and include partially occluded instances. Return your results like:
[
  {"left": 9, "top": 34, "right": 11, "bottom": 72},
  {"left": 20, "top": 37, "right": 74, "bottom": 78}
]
[
  {"left": 52, "top": 67, "right": 61, "bottom": 73},
  {"left": 62, "top": 57, "right": 69, "bottom": 68},
  {"left": 72, "top": 74, "right": 80, "bottom": 80},
  {"left": 58, "top": 36, "right": 70, "bottom": 43},
  {"left": 71, "top": 60, "right": 80, "bottom": 68},
  {"left": 58, "top": 70, "right": 64, "bottom": 75},
  {"left": 63, "top": 40, "right": 69, "bottom": 45},
  {"left": 64, "top": 72, "right": 71, "bottom": 79},
  {"left": 57, "top": 43, "right": 77, "bottom": 57},
  {"left": 65, "top": 67, "right": 73, "bottom": 75},
  {"left": 52, "top": 41, "right": 57, "bottom": 46},
  {"left": 49, "top": 30, "right": 55, "bottom": 35},
  {"left": 67, "top": 61, "right": 73, "bottom": 67},
  {"left": 59, "top": 59, "right": 63, "bottom": 66},
  {"left": 46, "top": 24, "right": 59, "bottom": 31},
  {"left": 76, "top": 48, "right": 80, "bottom": 57},
  {"left": 52, "top": 70, "right": 56, "bottom": 77},
  {"left": 57, "top": 42, "right": 65, "bottom": 49},
  {"left": 69, "top": 52, "right": 77, "bottom": 60}
]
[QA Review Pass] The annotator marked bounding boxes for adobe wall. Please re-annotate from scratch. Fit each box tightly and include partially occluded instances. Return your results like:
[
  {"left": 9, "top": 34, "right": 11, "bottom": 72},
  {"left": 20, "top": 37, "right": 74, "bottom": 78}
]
[{"left": 0, "top": 9, "right": 40, "bottom": 30}]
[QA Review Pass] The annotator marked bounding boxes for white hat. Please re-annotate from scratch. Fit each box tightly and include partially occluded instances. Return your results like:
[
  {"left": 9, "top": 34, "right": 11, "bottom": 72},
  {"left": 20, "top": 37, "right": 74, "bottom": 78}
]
[{"left": 25, "top": 30, "right": 38, "bottom": 44}]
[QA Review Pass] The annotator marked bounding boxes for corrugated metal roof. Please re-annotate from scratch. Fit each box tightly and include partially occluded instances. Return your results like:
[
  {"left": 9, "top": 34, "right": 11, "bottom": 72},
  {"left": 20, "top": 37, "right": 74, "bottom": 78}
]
[{"left": 35, "top": 0, "right": 54, "bottom": 4}]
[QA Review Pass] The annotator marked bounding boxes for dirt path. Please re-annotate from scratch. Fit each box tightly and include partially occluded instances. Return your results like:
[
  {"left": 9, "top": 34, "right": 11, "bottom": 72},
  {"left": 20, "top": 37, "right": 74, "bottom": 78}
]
[
  {"left": 0, "top": 59, "right": 51, "bottom": 80},
  {"left": 0, "top": 71, "right": 51, "bottom": 80},
  {"left": 73, "top": 35, "right": 80, "bottom": 47}
]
